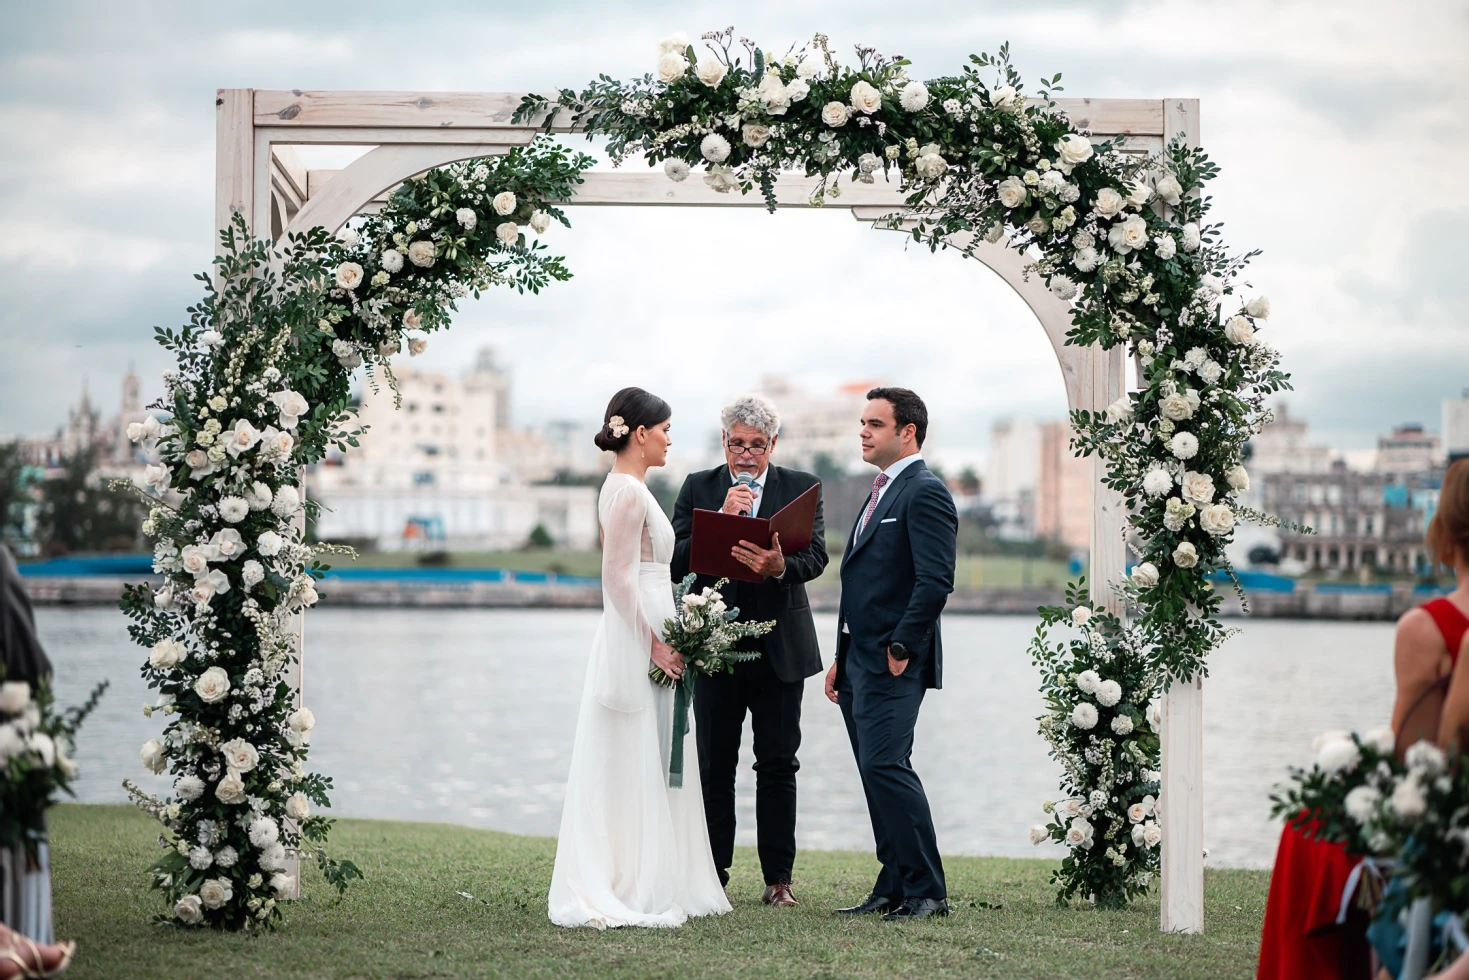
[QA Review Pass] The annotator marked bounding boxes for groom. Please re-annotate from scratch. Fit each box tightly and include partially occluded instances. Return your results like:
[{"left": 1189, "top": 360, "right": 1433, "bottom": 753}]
[
  {"left": 672, "top": 394, "right": 827, "bottom": 907},
  {"left": 826, "top": 387, "right": 957, "bottom": 921}
]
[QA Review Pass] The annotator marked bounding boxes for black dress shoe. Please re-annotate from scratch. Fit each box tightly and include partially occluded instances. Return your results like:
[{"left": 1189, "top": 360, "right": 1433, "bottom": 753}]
[
  {"left": 835, "top": 893, "right": 897, "bottom": 915},
  {"left": 882, "top": 898, "right": 950, "bottom": 921}
]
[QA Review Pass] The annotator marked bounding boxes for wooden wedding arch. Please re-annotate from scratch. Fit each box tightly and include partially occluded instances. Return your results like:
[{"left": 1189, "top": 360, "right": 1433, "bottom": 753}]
[{"left": 216, "top": 88, "right": 1207, "bottom": 933}]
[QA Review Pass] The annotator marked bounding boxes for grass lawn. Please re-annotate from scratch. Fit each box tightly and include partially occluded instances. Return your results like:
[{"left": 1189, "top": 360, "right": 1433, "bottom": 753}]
[{"left": 50, "top": 804, "right": 1267, "bottom": 980}]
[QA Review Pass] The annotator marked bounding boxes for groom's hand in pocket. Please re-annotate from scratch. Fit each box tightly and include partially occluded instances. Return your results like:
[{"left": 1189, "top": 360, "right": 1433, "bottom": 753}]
[{"left": 887, "top": 646, "right": 908, "bottom": 677}]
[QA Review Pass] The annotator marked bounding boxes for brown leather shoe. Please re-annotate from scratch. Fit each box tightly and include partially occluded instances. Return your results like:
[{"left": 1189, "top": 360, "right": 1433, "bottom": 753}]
[{"left": 762, "top": 882, "right": 798, "bottom": 906}]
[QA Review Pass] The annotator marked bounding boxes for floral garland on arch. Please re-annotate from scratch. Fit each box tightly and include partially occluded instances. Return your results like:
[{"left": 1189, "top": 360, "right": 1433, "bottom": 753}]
[
  {"left": 516, "top": 29, "right": 1291, "bottom": 905},
  {"left": 119, "top": 140, "right": 596, "bottom": 929}
]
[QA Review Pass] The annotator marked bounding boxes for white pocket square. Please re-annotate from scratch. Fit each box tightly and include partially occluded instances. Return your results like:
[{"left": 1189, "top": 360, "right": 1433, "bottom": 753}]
[{"left": 879, "top": 518, "right": 897, "bottom": 523}]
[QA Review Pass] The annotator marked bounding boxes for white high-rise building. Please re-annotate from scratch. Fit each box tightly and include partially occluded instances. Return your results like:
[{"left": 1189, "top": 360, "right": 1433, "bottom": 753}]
[
  {"left": 1247, "top": 403, "right": 1335, "bottom": 476},
  {"left": 984, "top": 418, "right": 1041, "bottom": 540},
  {"left": 756, "top": 376, "right": 874, "bottom": 473},
  {"left": 1445, "top": 390, "right": 1469, "bottom": 463}
]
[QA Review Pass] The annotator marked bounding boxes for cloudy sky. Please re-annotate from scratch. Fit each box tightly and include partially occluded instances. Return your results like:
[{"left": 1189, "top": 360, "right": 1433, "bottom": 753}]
[{"left": 2, "top": 0, "right": 1465, "bottom": 470}]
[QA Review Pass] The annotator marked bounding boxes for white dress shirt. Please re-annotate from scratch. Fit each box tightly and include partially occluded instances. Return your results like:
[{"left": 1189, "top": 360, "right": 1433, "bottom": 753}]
[
  {"left": 729, "top": 468, "right": 765, "bottom": 518},
  {"left": 854, "top": 452, "right": 923, "bottom": 542}
]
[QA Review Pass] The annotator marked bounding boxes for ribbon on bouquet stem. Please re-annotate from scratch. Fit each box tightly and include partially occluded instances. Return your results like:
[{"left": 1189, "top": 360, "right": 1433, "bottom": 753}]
[{"left": 668, "top": 671, "right": 695, "bottom": 788}]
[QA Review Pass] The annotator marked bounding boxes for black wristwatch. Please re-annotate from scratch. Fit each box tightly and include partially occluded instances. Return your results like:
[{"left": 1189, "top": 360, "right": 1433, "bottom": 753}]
[{"left": 888, "top": 641, "right": 910, "bottom": 662}]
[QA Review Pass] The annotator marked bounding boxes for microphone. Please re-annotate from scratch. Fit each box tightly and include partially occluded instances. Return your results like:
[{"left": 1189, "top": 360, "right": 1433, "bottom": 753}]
[{"left": 736, "top": 471, "right": 755, "bottom": 516}]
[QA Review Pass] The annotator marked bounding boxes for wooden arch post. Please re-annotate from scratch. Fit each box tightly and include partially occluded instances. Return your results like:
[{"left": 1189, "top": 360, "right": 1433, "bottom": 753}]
[{"left": 215, "top": 88, "right": 1205, "bottom": 933}]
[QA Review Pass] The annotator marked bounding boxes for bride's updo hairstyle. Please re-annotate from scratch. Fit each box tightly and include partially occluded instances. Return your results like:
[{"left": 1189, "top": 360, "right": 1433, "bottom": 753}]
[{"left": 594, "top": 387, "right": 672, "bottom": 453}]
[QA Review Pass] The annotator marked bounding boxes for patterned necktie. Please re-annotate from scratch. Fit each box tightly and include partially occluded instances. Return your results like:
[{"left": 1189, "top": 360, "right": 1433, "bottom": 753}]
[{"left": 859, "top": 472, "right": 891, "bottom": 536}]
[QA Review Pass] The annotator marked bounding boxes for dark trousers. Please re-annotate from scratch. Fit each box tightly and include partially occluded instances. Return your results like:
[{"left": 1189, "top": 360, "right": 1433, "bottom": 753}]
[
  {"left": 694, "top": 655, "right": 803, "bottom": 887},
  {"left": 837, "top": 661, "right": 946, "bottom": 901}
]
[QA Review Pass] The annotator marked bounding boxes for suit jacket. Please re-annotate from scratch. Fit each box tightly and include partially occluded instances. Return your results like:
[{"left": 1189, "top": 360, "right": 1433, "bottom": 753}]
[
  {"left": 672, "top": 464, "right": 828, "bottom": 683},
  {"left": 837, "top": 460, "right": 957, "bottom": 690}
]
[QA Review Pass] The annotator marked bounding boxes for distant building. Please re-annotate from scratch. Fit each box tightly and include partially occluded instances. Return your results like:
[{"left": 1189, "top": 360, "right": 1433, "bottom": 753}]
[
  {"left": 1035, "top": 422, "right": 1091, "bottom": 552},
  {"left": 1262, "top": 465, "right": 1442, "bottom": 575},
  {"left": 984, "top": 418, "right": 1041, "bottom": 540},
  {"left": 1443, "top": 392, "right": 1469, "bottom": 464},
  {"left": 756, "top": 376, "right": 873, "bottom": 473},
  {"left": 1376, "top": 423, "right": 1441, "bottom": 475},
  {"left": 1247, "top": 403, "right": 1335, "bottom": 476}
]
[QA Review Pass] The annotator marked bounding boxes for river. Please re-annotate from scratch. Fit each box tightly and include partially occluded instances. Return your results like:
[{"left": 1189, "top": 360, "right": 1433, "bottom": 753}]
[{"left": 35, "top": 607, "right": 1393, "bottom": 869}]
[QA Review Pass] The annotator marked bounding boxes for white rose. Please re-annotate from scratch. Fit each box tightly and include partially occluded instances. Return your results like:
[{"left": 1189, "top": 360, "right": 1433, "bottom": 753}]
[
  {"left": 256, "top": 531, "right": 283, "bottom": 557},
  {"left": 991, "top": 84, "right": 1018, "bottom": 110},
  {"left": 1071, "top": 606, "right": 1093, "bottom": 627},
  {"left": 1199, "top": 503, "right": 1234, "bottom": 536},
  {"left": 820, "top": 101, "right": 849, "bottom": 127},
  {"left": 1075, "top": 669, "right": 1101, "bottom": 694},
  {"left": 797, "top": 56, "right": 821, "bottom": 79},
  {"left": 249, "top": 816, "right": 280, "bottom": 847},
  {"left": 1172, "top": 541, "right": 1199, "bottom": 568},
  {"left": 656, "top": 51, "right": 689, "bottom": 83},
  {"left": 185, "top": 449, "right": 215, "bottom": 479},
  {"left": 1344, "top": 785, "right": 1381, "bottom": 824},
  {"left": 1127, "top": 182, "right": 1153, "bottom": 208},
  {"left": 914, "top": 150, "right": 947, "bottom": 179},
  {"left": 380, "top": 248, "right": 404, "bottom": 273},
  {"left": 1111, "top": 714, "right": 1135, "bottom": 735},
  {"left": 215, "top": 770, "right": 246, "bottom": 804},
  {"left": 758, "top": 72, "right": 791, "bottom": 114},
  {"left": 288, "top": 707, "right": 316, "bottom": 733},
  {"left": 1316, "top": 737, "right": 1360, "bottom": 773},
  {"left": 1245, "top": 296, "right": 1271, "bottom": 319},
  {"left": 223, "top": 418, "right": 260, "bottom": 458},
  {"left": 741, "top": 123, "right": 770, "bottom": 148},
  {"left": 1170, "top": 432, "right": 1199, "bottom": 460},
  {"left": 785, "top": 78, "right": 810, "bottom": 103},
  {"left": 1155, "top": 234, "right": 1178, "bottom": 261},
  {"left": 1029, "top": 824, "right": 1051, "bottom": 845},
  {"left": 699, "top": 133, "right": 731, "bottom": 164},
  {"left": 1131, "top": 562, "right": 1160, "bottom": 588},
  {"left": 189, "top": 845, "right": 213, "bottom": 871},
  {"left": 703, "top": 165, "right": 736, "bottom": 194},
  {"left": 529, "top": 210, "right": 552, "bottom": 234},
  {"left": 1146, "top": 701, "right": 1163, "bottom": 731},
  {"left": 997, "top": 176, "right": 1027, "bottom": 209},
  {"left": 208, "top": 528, "right": 245, "bottom": 561},
  {"left": 241, "top": 560, "right": 264, "bottom": 588},
  {"left": 1070, "top": 702, "right": 1099, "bottom": 730},
  {"left": 401, "top": 309, "right": 422, "bottom": 331},
  {"left": 1128, "top": 803, "right": 1150, "bottom": 824},
  {"left": 407, "top": 240, "right": 436, "bottom": 267},
  {"left": 1391, "top": 777, "right": 1427, "bottom": 819},
  {"left": 1143, "top": 823, "right": 1162, "bottom": 847},
  {"left": 1107, "top": 214, "right": 1149, "bottom": 255},
  {"left": 1096, "top": 680, "right": 1123, "bottom": 707},
  {"left": 1105, "top": 395, "right": 1132, "bottom": 424},
  {"left": 333, "top": 262, "right": 364, "bottom": 291},
  {"left": 656, "top": 32, "right": 688, "bottom": 55},
  {"left": 849, "top": 80, "right": 882, "bottom": 114},
  {"left": 1199, "top": 273, "right": 1224, "bottom": 297},
  {"left": 899, "top": 80, "right": 930, "bottom": 112},
  {"left": 194, "top": 666, "right": 231, "bottom": 704},
  {"left": 198, "top": 330, "right": 223, "bottom": 348},
  {"left": 175, "top": 895, "right": 204, "bottom": 924},
  {"left": 180, "top": 544, "right": 213, "bottom": 577},
  {"left": 455, "top": 207, "right": 476, "bottom": 231},
  {"left": 1223, "top": 464, "right": 1250, "bottom": 493},
  {"left": 221, "top": 738, "right": 259, "bottom": 773},
  {"left": 1093, "top": 187, "right": 1125, "bottom": 218},
  {"left": 270, "top": 873, "right": 297, "bottom": 900},
  {"left": 150, "top": 638, "right": 186, "bottom": 669},
  {"left": 695, "top": 58, "right": 728, "bottom": 87},
  {"left": 286, "top": 791, "right": 311, "bottom": 821},
  {"left": 494, "top": 222, "right": 519, "bottom": 245},
  {"left": 490, "top": 191, "right": 517, "bottom": 217},
  {"left": 153, "top": 587, "right": 174, "bottom": 610},
  {"left": 408, "top": 337, "right": 428, "bottom": 357},
  {"left": 1153, "top": 173, "right": 1183, "bottom": 206},
  {"left": 271, "top": 485, "right": 301, "bottom": 518},
  {"left": 1180, "top": 471, "right": 1215, "bottom": 506},
  {"left": 189, "top": 571, "right": 226, "bottom": 603},
  {"left": 1224, "top": 316, "right": 1255, "bottom": 345},
  {"left": 269, "top": 390, "right": 309, "bottom": 429},
  {"left": 175, "top": 775, "right": 204, "bottom": 801},
  {"left": 1054, "top": 134, "right": 1094, "bottom": 166},
  {"left": 141, "top": 738, "right": 167, "bottom": 774},
  {"left": 143, "top": 463, "right": 170, "bottom": 492},
  {"left": 199, "top": 877, "right": 233, "bottom": 910}
]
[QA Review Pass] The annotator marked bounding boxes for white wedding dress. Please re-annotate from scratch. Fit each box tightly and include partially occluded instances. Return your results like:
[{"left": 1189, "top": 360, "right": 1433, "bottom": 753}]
[{"left": 547, "top": 473, "right": 731, "bottom": 929}]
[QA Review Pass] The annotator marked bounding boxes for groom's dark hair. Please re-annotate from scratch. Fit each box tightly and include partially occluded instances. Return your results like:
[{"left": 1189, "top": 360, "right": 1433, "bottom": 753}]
[{"left": 866, "top": 387, "right": 928, "bottom": 448}]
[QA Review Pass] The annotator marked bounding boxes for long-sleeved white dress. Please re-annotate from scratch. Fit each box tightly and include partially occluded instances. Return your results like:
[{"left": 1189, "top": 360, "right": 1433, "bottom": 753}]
[{"left": 547, "top": 473, "right": 731, "bottom": 929}]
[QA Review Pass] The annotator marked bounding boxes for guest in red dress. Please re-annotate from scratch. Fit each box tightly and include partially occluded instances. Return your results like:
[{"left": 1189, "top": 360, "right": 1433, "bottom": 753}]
[{"left": 1257, "top": 460, "right": 1469, "bottom": 980}]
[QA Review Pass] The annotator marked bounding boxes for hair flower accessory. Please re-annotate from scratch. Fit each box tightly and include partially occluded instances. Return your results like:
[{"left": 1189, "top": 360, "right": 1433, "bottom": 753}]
[{"left": 607, "top": 416, "right": 630, "bottom": 439}]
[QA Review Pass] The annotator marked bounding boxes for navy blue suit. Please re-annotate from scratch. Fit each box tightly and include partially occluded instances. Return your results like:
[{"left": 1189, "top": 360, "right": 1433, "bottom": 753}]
[{"left": 836, "top": 458, "right": 957, "bottom": 902}]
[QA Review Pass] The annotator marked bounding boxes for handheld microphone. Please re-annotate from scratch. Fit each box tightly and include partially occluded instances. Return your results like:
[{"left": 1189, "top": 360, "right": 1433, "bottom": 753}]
[{"left": 736, "top": 471, "right": 755, "bottom": 516}]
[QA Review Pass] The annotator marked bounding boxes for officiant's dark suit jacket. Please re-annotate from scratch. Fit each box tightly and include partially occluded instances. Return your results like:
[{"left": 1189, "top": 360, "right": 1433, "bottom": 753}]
[
  {"left": 671, "top": 464, "right": 827, "bottom": 681},
  {"left": 836, "top": 460, "right": 957, "bottom": 690}
]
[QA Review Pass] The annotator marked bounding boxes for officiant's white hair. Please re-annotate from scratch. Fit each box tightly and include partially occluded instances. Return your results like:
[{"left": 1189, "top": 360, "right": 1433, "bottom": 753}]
[{"left": 720, "top": 394, "right": 781, "bottom": 439}]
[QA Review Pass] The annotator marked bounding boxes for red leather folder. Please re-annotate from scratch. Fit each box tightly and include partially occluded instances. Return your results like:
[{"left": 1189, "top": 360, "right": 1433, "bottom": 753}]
[{"left": 690, "top": 484, "right": 820, "bottom": 584}]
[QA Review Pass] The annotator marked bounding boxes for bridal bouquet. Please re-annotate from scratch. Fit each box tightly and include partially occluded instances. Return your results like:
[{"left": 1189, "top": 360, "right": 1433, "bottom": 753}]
[
  {"left": 651, "top": 574, "right": 775, "bottom": 787},
  {"left": 0, "top": 677, "right": 108, "bottom": 859}
]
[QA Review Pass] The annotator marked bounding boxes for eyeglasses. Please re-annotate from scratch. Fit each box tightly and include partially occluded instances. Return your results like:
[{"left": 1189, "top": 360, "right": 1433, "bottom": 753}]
[{"left": 726, "top": 444, "right": 768, "bottom": 456}]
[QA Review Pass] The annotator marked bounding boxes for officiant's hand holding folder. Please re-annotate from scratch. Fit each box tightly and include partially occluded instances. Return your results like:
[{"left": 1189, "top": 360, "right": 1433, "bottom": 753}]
[{"left": 690, "top": 484, "right": 821, "bottom": 584}]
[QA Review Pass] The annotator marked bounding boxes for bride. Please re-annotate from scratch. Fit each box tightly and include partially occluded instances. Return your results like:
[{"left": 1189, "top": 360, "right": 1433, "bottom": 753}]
[{"left": 547, "top": 387, "right": 731, "bottom": 929}]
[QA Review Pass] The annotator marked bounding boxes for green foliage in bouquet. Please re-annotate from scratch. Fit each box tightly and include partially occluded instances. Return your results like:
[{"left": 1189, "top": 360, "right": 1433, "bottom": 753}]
[
  {"left": 0, "top": 676, "right": 108, "bottom": 859},
  {"left": 649, "top": 574, "right": 773, "bottom": 687}
]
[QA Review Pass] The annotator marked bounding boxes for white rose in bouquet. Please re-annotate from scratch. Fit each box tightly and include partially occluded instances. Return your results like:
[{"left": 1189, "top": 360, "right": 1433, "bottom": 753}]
[
  {"left": 1245, "top": 296, "right": 1271, "bottom": 318},
  {"left": 1096, "top": 680, "right": 1123, "bottom": 707},
  {"left": 1093, "top": 187, "right": 1125, "bottom": 218},
  {"left": 703, "top": 165, "right": 736, "bottom": 194},
  {"left": 223, "top": 419, "right": 260, "bottom": 458},
  {"left": 286, "top": 791, "right": 311, "bottom": 821},
  {"left": 334, "top": 262, "right": 364, "bottom": 291},
  {"left": 849, "top": 80, "right": 882, "bottom": 114},
  {"left": 256, "top": 530, "right": 283, "bottom": 557},
  {"left": 1143, "top": 823, "right": 1162, "bottom": 847},
  {"left": 1170, "top": 432, "right": 1199, "bottom": 460},
  {"left": 1065, "top": 816, "right": 1095, "bottom": 848},
  {"left": 1154, "top": 172, "right": 1183, "bottom": 206},
  {"left": 1172, "top": 541, "right": 1199, "bottom": 568},
  {"left": 1070, "top": 702, "right": 1099, "bottom": 730},
  {"left": 1199, "top": 503, "right": 1235, "bottom": 536},
  {"left": 914, "top": 148, "right": 947, "bottom": 179},
  {"left": 180, "top": 544, "right": 213, "bottom": 577},
  {"left": 491, "top": 191, "right": 517, "bottom": 217},
  {"left": 742, "top": 123, "right": 771, "bottom": 148},
  {"left": 657, "top": 33, "right": 688, "bottom": 55},
  {"left": 175, "top": 775, "right": 205, "bottom": 801},
  {"left": 199, "top": 877, "right": 233, "bottom": 910},
  {"left": 221, "top": 738, "right": 260, "bottom": 773},
  {"left": 529, "top": 210, "right": 552, "bottom": 234},
  {"left": 1131, "top": 562, "right": 1160, "bottom": 588},
  {"left": 1107, "top": 214, "right": 1149, "bottom": 254},
  {"left": 997, "top": 176, "right": 1027, "bottom": 209},
  {"left": 1127, "top": 182, "right": 1153, "bottom": 208},
  {"left": 820, "top": 101, "right": 850, "bottom": 127},
  {"left": 656, "top": 51, "right": 689, "bottom": 83},
  {"left": 141, "top": 738, "right": 167, "bottom": 774},
  {"left": 289, "top": 707, "right": 317, "bottom": 733},
  {"left": 215, "top": 770, "right": 246, "bottom": 804},
  {"left": 695, "top": 58, "right": 728, "bottom": 87},
  {"left": 408, "top": 336, "right": 428, "bottom": 357},
  {"left": 185, "top": 449, "right": 215, "bottom": 479},
  {"left": 407, "top": 241, "right": 436, "bottom": 267},
  {"left": 270, "top": 390, "right": 309, "bottom": 428},
  {"left": 1105, "top": 395, "right": 1133, "bottom": 424},
  {"left": 175, "top": 895, "right": 204, "bottom": 924},
  {"left": 142, "top": 463, "right": 170, "bottom": 492},
  {"left": 759, "top": 72, "right": 791, "bottom": 114},
  {"left": 1180, "top": 471, "right": 1215, "bottom": 506},
  {"left": 208, "top": 528, "right": 245, "bottom": 561},
  {"left": 27, "top": 733, "right": 54, "bottom": 767},
  {"left": 150, "top": 638, "right": 186, "bottom": 669},
  {"left": 990, "top": 84, "right": 1019, "bottom": 110},
  {"left": 1224, "top": 316, "right": 1255, "bottom": 345},
  {"left": 1225, "top": 464, "right": 1250, "bottom": 493},
  {"left": 494, "top": 222, "right": 520, "bottom": 245},
  {"left": 194, "top": 666, "right": 231, "bottom": 704},
  {"left": 270, "top": 873, "right": 297, "bottom": 900},
  {"left": 785, "top": 78, "right": 810, "bottom": 103},
  {"left": 1029, "top": 824, "right": 1050, "bottom": 845},
  {"left": 402, "top": 309, "right": 422, "bottom": 331},
  {"left": 455, "top": 207, "right": 477, "bottom": 230},
  {"left": 1071, "top": 606, "right": 1093, "bottom": 627},
  {"left": 899, "top": 80, "right": 930, "bottom": 112},
  {"left": 1054, "top": 134, "right": 1094, "bottom": 166}
]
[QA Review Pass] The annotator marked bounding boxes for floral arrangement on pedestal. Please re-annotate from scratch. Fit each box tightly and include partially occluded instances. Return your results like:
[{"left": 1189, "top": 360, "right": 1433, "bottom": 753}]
[
  {"left": 512, "top": 28, "right": 1289, "bottom": 906},
  {"left": 119, "top": 140, "right": 596, "bottom": 929}
]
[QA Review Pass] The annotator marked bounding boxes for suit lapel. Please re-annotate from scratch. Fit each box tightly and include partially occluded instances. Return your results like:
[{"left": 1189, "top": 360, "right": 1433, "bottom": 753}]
[{"left": 844, "top": 461, "right": 924, "bottom": 565}]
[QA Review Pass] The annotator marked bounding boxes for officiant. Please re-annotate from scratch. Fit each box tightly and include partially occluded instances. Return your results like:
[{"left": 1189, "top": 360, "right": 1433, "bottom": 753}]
[{"left": 671, "top": 394, "right": 827, "bottom": 907}]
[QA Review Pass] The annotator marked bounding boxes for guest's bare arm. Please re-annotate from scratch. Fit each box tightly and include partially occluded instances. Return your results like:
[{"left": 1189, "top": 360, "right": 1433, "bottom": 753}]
[{"left": 1391, "top": 607, "right": 1451, "bottom": 734}]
